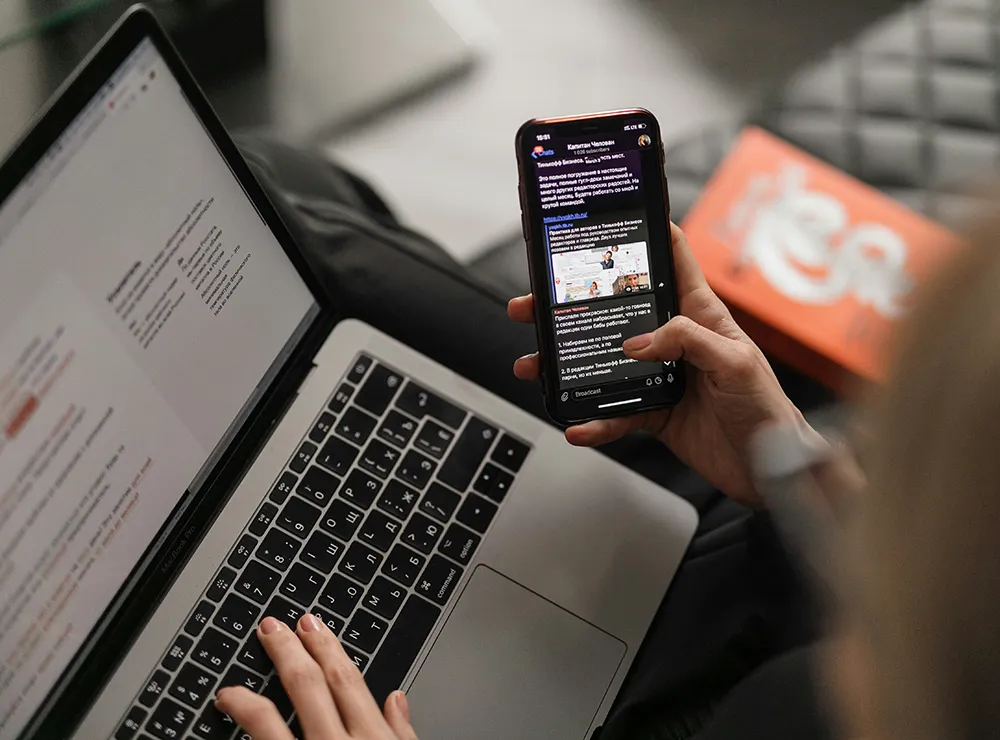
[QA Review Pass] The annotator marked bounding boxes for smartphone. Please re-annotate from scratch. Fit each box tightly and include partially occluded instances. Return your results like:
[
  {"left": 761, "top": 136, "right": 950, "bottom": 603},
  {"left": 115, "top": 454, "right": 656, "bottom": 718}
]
[{"left": 516, "top": 108, "right": 686, "bottom": 425}]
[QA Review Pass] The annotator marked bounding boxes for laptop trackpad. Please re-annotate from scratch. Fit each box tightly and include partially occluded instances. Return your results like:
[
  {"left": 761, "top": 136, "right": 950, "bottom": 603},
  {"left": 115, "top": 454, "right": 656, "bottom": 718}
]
[{"left": 406, "top": 566, "right": 626, "bottom": 740}]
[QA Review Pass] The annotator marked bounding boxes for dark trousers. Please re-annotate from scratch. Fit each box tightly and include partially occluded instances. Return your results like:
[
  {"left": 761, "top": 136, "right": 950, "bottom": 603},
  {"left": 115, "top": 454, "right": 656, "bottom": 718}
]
[{"left": 238, "top": 136, "right": 833, "bottom": 740}]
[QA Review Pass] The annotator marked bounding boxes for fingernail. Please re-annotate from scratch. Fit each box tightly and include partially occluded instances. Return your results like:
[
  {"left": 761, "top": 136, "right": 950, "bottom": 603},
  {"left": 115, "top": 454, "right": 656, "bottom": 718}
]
[
  {"left": 300, "top": 614, "right": 321, "bottom": 632},
  {"left": 259, "top": 616, "right": 281, "bottom": 635},
  {"left": 395, "top": 691, "right": 410, "bottom": 721},
  {"left": 623, "top": 333, "right": 653, "bottom": 352}
]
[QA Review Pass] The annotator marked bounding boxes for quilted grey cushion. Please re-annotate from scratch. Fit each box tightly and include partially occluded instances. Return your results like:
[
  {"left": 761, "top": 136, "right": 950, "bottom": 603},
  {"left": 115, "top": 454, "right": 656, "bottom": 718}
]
[{"left": 667, "top": 0, "right": 1000, "bottom": 226}]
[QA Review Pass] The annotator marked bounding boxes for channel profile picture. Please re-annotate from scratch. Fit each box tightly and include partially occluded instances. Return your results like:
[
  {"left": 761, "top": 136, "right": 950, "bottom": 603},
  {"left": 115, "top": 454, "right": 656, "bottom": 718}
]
[{"left": 638, "top": 134, "right": 652, "bottom": 148}]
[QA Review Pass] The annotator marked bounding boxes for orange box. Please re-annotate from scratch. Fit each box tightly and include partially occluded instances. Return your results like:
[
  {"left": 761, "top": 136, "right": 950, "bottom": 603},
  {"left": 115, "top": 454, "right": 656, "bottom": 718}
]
[{"left": 680, "top": 126, "right": 962, "bottom": 394}]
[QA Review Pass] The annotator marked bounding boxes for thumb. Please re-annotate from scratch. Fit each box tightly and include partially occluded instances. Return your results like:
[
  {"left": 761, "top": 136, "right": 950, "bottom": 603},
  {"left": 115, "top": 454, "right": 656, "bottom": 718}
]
[
  {"left": 385, "top": 691, "right": 418, "bottom": 740},
  {"left": 623, "top": 315, "right": 740, "bottom": 374}
]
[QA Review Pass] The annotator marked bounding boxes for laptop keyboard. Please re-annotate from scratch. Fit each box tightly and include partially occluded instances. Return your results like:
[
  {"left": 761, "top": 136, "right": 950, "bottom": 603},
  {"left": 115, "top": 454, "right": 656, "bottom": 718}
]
[{"left": 113, "top": 354, "right": 531, "bottom": 740}]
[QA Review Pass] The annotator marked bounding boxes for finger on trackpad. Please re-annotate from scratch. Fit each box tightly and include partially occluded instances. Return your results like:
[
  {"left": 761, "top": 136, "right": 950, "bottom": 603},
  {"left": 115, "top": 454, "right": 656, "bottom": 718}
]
[{"left": 406, "top": 566, "right": 625, "bottom": 740}]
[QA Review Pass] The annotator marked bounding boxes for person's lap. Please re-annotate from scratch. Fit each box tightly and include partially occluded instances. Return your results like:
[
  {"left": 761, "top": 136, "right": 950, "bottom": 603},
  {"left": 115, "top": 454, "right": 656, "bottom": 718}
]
[{"left": 238, "top": 135, "right": 822, "bottom": 739}]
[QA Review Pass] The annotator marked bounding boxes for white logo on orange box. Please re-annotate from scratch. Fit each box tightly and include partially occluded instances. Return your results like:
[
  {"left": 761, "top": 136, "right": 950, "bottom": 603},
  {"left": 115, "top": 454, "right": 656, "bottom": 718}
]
[{"left": 725, "top": 164, "right": 913, "bottom": 318}]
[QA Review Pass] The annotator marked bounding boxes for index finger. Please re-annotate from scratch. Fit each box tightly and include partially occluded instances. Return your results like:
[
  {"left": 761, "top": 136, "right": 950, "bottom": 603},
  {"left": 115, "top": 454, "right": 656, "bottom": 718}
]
[
  {"left": 507, "top": 295, "right": 535, "bottom": 324},
  {"left": 670, "top": 223, "right": 711, "bottom": 299}
]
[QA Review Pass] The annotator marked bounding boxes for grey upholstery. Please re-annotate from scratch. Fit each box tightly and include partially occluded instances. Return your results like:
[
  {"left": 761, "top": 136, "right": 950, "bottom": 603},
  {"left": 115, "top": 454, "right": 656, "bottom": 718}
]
[{"left": 667, "top": 0, "right": 1000, "bottom": 224}]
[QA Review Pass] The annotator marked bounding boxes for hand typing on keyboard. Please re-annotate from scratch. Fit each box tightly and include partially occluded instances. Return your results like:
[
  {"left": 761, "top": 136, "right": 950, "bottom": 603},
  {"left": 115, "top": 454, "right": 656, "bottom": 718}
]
[
  {"left": 216, "top": 615, "right": 418, "bottom": 740},
  {"left": 510, "top": 224, "right": 821, "bottom": 508}
]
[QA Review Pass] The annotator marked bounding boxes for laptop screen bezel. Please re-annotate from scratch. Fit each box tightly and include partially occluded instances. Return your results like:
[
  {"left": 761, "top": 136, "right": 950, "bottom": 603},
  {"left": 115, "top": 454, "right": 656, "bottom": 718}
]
[{"left": 1, "top": 7, "right": 338, "bottom": 738}]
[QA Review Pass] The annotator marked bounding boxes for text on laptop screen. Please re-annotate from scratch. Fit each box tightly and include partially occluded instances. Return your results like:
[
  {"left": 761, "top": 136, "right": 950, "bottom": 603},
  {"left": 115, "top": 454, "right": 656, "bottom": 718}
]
[{"left": 0, "top": 39, "right": 318, "bottom": 735}]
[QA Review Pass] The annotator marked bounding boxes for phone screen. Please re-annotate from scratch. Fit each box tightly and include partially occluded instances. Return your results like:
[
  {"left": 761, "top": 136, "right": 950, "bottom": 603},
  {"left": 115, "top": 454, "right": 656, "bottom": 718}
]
[{"left": 518, "top": 110, "right": 684, "bottom": 423}]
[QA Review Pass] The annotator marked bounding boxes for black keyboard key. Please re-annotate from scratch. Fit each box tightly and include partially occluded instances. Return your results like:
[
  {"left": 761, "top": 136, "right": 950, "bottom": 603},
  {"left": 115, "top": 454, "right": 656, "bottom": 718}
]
[
  {"left": 309, "top": 606, "right": 345, "bottom": 635},
  {"left": 221, "top": 664, "right": 265, "bottom": 693},
  {"left": 364, "top": 595, "right": 441, "bottom": 708},
  {"left": 414, "top": 419, "right": 455, "bottom": 459},
  {"left": 191, "top": 705, "right": 236, "bottom": 740},
  {"left": 492, "top": 434, "right": 530, "bottom": 472},
  {"left": 343, "top": 608, "right": 389, "bottom": 653},
  {"left": 275, "top": 497, "right": 321, "bottom": 539},
  {"left": 289, "top": 441, "right": 317, "bottom": 474},
  {"left": 358, "top": 510, "right": 403, "bottom": 552},
  {"left": 396, "top": 382, "right": 466, "bottom": 429},
  {"left": 289, "top": 715, "right": 304, "bottom": 740},
  {"left": 438, "top": 523, "right": 481, "bottom": 565},
  {"left": 321, "top": 499, "right": 364, "bottom": 541},
  {"left": 146, "top": 698, "right": 195, "bottom": 739},
  {"left": 193, "top": 627, "right": 238, "bottom": 673},
  {"left": 300, "top": 531, "right": 344, "bottom": 574},
  {"left": 354, "top": 364, "right": 404, "bottom": 415},
  {"left": 162, "top": 634, "right": 194, "bottom": 672},
  {"left": 263, "top": 595, "right": 306, "bottom": 629},
  {"left": 473, "top": 463, "right": 514, "bottom": 503},
  {"left": 419, "top": 482, "right": 460, "bottom": 523},
  {"left": 139, "top": 669, "right": 170, "bottom": 707},
  {"left": 328, "top": 382, "right": 354, "bottom": 413},
  {"left": 377, "top": 479, "right": 420, "bottom": 520},
  {"left": 401, "top": 513, "right": 444, "bottom": 554},
  {"left": 396, "top": 450, "right": 436, "bottom": 489},
  {"left": 256, "top": 529, "right": 301, "bottom": 572},
  {"left": 437, "top": 417, "right": 498, "bottom": 492},
  {"left": 115, "top": 706, "right": 147, "bottom": 740},
  {"left": 249, "top": 503, "right": 277, "bottom": 536},
  {"left": 309, "top": 412, "right": 336, "bottom": 444},
  {"left": 206, "top": 567, "right": 238, "bottom": 603},
  {"left": 317, "top": 436, "right": 360, "bottom": 477},
  {"left": 269, "top": 472, "right": 298, "bottom": 505},
  {"left": 213, "top": 594, "right": 260, "bottom": 639},
  {"left": 378, "top": 410, "right": 418, "bottom": 448},
  {"left": 456, "top": 493, "right": 498, "bottom": 534},
  {"left": 296, "top": 466, "right": 340, "bottom": 507},
  {"left": 364, "top": 576, "right": 406, "bottom": 619},
  {"left": 338, "top": 469, "right": 382, "bottom": 509},
  {"left": 417, "top": 555, "right": 464, "bottom": 605},
  {"left": 343, "top": 645, "right": 369, "bottom": 671},
  {"left": 261, "top": 676, "right": 294, "bottom": 720},
  {"left": 183, "top": 601, "right": 215, "bottom": 637},
  {"left": 169, "top": 662, "right": 217, "bottom": 709},
  {"left": 236, "top": 560, "right": 280, "bottom": 605},
  {"left": 347, "top": 354, "right": 373, "bottom": 384},
  {"left": 318, "top": 574, "right": 365, "bottom": 616},
  {"left": 338, "top": 541, "right": 383, "bottom": 584},
  {"left": 227, "top": 535, "right": 257, "bottom": 569},
  {"left": 279, "top": 563, "right": 325, "bottom": 607},
  {"left": 336, "top": 406, "right": 378, "bottom": 446},
  {"left": 382, "top": 545, "right": 425, "bottom": 588},
  {"left": 237, "top": 635, "right": 273, "bottom": 674},
  {"left": 359, "top": 440, "right": 401, "bottom": 479}
]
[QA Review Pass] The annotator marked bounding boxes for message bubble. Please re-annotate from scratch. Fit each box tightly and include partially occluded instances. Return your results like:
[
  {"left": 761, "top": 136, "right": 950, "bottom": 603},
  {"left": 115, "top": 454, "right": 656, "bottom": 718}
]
[
  {"left": 552, "top": 299, "right": 658, "bottom": 384},
  {"left": 536, "top": 151, "right": 642, "bottom": 211}
]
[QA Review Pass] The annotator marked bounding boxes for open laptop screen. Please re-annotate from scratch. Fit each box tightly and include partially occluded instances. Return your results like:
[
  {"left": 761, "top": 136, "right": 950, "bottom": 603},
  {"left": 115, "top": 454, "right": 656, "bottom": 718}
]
[{"left": 0, "top": 38, "right": 318, "bottom": 736}]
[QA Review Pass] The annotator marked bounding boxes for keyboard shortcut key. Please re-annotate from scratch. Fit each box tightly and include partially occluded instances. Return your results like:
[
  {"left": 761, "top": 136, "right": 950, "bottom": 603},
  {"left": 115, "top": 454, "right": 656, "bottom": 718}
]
[
  {"left": 192, "top": 628, "right": 238, "bottom": 674},
  {"left": 401, "top": 513, "right": 444, "bottom": 554},
  {"left": 419, "top": 482, "right": 460, "bottom": 523},
  {"left": 289, "top": 441, "right": 317, "bottom": 474},
  {"left": 319, "top": 573, "right": 365, "bottom": 617},
  {"left": 191, "top": 704, "right": 236, "bottom": 739},
  {"left": 363, "top": 595, "right": 441, "bottom": 709},
  {"left": 347, "top": 354, "right": 373, "bottom": 384},
  {"left": 275, "top": 497, "right": 322, "bottom": 540},
  {"left": 456, "top": 493, "right": 498, "bottom": 534},
  {"left": 168, "top": 662, "right": 217, "bottom": 708},
  {"left": 438, "top": 523, "right": 481, "bottom": 565},
  {"left": 320, "top": 499, "right": 364, "bottom": 541},
  {"left": 328, "top": 382, "right": 355, "bottom": 413},
  {"left": 279, "top": 563, "right": 325, "bottom": 607},
  {"left": 381, "top": 544, "right": 426, "bottom": 588},
  {"left": 213, "top": 593, "right": 260, "bottom": 639},
  {"left": 416, "top": 555, "right": 464, "bottom": 606},
  {"left": 413, "top": 419, "right": 455, "bottom": 459},
  {"left": 309, "top": 412, "right": 336, "bottom": 444},
  {"left": 296, "top": 466, "right": 340, "bottom": 508},
  {"left": 436, "top": 417, "right": 498, "bottom": 492},
  {"left": 473, "top": 463, "right": 515, "bottom": 503},
  {"left": 115, "top": 706, "right": 147, "bottom": 740},
  {"left": 377, "top": 479, "right": 420, "bottom": 520},
  {"left": 146, "top": 698, "right": 195, "bottom": 740},
  {"left": 338, "top": 541, "right": 383, "bottom": 584}
]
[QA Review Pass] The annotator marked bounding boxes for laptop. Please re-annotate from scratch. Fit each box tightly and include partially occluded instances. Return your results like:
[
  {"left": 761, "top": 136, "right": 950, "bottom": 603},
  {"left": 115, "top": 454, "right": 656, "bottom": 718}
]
[{"left": 0, "top": 8, "right": 697, "bottom": 740}]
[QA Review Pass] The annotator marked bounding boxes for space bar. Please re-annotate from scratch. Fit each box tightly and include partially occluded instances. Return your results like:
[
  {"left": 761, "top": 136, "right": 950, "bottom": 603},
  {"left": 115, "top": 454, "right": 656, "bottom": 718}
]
[{"left": 364, "top": 594, "right": 441, "bottom": 708}]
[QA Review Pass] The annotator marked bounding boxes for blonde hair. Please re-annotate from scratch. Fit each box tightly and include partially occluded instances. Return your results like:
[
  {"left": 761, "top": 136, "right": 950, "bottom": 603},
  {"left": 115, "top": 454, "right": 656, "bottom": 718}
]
[{"left": 857, "top": 214, "right": 1000, "bottom": 740}]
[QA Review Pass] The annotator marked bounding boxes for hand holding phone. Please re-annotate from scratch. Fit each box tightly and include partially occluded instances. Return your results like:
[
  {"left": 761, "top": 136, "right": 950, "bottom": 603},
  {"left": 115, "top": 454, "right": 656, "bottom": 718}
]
[{"left": 515, "top": 109, "right": 685, "bottom": 425}]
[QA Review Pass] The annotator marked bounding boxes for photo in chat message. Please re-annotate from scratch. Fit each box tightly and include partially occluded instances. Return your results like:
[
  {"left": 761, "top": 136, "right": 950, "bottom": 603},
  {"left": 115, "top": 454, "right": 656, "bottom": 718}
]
[{"left": 551, "top": 241, "right": 652, "bottom": 304}]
